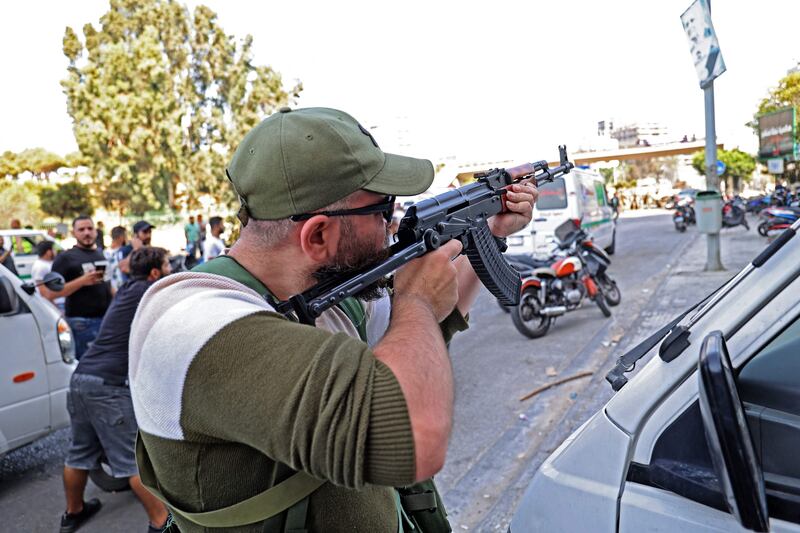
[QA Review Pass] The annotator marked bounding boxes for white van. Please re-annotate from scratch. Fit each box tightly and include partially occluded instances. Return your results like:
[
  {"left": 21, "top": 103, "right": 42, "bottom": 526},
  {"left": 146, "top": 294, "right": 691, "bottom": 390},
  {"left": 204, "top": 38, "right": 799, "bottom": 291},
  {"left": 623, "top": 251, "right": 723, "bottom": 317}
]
[
  {"left": 0, "top": 264, "right": 76, "bottom": 456},
  {"left": 506, "top": 169, "right": 616, "bottom": 257},
  {"left": 0, "top": 229, "right": 58, "bottom": 279},
  {"left": 510, "top": 219, "right": 800, "bottom": 532}
]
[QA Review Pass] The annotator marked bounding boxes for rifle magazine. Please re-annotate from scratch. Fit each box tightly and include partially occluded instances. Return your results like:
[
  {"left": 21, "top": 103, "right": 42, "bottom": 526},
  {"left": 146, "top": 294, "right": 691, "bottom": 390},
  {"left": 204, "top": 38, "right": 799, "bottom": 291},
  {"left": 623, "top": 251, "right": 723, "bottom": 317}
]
[{"left": 466, "top": 225, "right": 522, "bottom": 306}]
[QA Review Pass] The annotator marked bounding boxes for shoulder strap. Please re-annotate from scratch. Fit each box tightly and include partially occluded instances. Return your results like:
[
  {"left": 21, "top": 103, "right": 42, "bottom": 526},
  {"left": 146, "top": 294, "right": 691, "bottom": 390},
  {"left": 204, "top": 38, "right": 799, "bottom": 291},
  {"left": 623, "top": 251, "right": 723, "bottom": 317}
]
[
  {"left": 337, "top": 297, "right": 368, "bottom": 343},
  {"left": 136, "top": 435, "right": 324, "bottom": 529}
]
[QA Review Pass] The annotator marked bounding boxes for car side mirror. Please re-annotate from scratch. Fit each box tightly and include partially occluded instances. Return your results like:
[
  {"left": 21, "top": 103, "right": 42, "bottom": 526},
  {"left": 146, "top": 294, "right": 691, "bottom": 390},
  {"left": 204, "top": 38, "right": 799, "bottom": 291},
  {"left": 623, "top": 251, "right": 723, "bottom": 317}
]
[
  {"left": 21, "top": 271, "right": 65, "bottom": 295},
  {"left": 698, "top": 331, "right": 770, "bottom": 532},
  {"left": 42, "top": 272, "right": 65, "bottom": 292},
  {"left": 0, "top": 276, "right": 19, "bottom": 314}
]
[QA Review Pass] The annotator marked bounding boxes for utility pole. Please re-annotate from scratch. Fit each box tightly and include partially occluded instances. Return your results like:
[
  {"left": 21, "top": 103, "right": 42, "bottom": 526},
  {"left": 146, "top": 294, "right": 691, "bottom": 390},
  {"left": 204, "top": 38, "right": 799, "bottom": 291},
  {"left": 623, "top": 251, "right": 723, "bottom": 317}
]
[
  {"left": 703, "top": 76, "right": 723, "bottom": 270},
  {"left": 681, "top": 0, "right": 726, "bottom": 270}
]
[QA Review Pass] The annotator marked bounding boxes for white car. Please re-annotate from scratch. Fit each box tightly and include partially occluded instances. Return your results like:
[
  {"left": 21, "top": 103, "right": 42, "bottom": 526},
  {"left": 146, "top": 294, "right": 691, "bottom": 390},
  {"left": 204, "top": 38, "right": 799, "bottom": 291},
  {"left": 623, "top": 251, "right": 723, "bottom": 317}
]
[
  {"left": 0, "top": 264, "right": 76, "bottom": 456},
  {"left": 511, "top": 219, "right": 800, "bottom": 532},
  {"left": 506, "top": 169, "right": 616, "bottom": 257},
  {"left": 0, "top": 229, "right": 59, "bottom": 279}
]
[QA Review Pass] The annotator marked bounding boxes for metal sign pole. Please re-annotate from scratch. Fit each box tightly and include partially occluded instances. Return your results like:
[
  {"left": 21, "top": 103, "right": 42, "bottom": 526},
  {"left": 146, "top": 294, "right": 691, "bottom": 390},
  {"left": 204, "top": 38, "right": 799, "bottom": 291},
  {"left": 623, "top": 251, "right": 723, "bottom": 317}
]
[
  {"left": 682, "top": 0, "right": 725, "bottom": 270},
  {"left": 704, "top": 78, "right": 724, "bottom": 270}
]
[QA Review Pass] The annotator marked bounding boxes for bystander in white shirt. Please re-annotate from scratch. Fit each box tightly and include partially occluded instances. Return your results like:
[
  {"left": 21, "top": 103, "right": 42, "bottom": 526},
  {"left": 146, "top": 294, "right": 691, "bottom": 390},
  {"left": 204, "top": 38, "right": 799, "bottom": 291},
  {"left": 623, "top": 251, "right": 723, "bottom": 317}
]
[
  {"left": 31, "top": 257, "right": 66, "bottom": 310},
  {"left": 203, "top": 234, "right": 226, "bottom": 260}
]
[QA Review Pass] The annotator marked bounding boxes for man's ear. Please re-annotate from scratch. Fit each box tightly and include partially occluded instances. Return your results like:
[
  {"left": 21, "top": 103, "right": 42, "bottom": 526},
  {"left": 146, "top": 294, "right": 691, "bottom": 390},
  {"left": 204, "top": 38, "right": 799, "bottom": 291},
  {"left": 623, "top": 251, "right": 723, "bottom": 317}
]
[
  {"left": 148, "top": 267, "right": 161, "bottom": 281},
  {"left": 298, "top": 215, "right": 340, "bottom": 263}
]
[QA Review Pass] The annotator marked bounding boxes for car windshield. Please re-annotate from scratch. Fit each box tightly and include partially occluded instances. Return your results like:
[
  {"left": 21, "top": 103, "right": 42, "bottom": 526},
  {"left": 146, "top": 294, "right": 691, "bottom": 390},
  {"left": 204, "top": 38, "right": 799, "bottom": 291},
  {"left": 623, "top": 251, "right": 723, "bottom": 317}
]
[
  {"left": 6, "top": 234, "right": 48, "bottom": 255},
  {"left": 536, "top": 178, "right": 568, "bottom": 210}
]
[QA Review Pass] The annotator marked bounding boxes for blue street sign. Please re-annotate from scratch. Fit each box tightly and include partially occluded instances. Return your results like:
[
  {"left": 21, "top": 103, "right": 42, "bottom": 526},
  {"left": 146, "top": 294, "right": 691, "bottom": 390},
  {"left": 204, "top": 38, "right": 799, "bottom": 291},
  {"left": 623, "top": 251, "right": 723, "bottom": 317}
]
[{"left": 716, "top": 160, "right": 726, "bottom": 176}]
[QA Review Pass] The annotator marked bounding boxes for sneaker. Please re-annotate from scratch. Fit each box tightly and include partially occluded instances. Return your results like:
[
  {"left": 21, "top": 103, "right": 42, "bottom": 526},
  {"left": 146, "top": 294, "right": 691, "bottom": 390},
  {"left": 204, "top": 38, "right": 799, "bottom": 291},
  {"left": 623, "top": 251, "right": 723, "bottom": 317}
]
[{"left": 59, "top": 498, "right": 102, "bottom": 533}]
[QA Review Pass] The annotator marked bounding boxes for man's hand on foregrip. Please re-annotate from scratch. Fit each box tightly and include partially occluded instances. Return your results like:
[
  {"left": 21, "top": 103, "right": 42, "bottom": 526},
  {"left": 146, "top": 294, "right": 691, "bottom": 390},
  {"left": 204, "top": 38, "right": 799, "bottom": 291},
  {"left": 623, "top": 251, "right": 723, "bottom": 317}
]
[{"left": 490, "top": 179, "right": 538, "bottom": 238}]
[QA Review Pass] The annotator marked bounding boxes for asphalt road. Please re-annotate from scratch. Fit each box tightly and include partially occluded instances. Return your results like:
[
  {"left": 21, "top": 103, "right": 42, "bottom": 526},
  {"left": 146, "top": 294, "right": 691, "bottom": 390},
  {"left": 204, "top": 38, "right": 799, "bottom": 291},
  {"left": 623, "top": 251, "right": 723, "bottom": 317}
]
[{"left": 0, "top": 210, "right": 692, "bottom": 533}]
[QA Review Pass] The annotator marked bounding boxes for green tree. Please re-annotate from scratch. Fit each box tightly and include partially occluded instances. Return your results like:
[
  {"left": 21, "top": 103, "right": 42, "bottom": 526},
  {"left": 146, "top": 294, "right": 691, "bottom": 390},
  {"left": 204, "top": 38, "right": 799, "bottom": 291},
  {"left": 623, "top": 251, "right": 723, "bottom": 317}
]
[
  {"left": 756, "top": 69, "right": 800, "bottom": 116},
  {"left": 39, "top": 181, "right": 95, "bottom": 222},
  {"left": 62, "top": 0, "right": 301, "bottom": 212},
  {"left": 0, "top": 148, "right": 66, "bottom": 179},
  {"left": 0, "top": 182, "right": 44, "bottom": 226},
  {"left": 691, "top": 148, "right": 756, "bottom": 194}
]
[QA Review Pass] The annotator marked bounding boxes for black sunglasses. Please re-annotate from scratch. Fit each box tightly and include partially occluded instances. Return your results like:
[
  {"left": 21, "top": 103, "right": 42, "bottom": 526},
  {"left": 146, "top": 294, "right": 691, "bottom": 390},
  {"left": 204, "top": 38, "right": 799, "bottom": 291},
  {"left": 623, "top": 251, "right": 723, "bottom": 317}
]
[{"left": 290, "top": 195, "right": 396, "bottom": 223}]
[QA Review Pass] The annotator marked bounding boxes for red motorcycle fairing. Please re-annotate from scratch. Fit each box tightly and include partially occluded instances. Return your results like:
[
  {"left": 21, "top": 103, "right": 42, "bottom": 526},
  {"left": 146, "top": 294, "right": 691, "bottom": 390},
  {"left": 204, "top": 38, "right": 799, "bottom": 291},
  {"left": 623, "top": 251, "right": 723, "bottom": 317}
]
[
  {"left": 552, "top": 256, "right": 581, "bottom": 277},
  {"left": 582, "top": 275, "right": 599, "bottom": 297}
]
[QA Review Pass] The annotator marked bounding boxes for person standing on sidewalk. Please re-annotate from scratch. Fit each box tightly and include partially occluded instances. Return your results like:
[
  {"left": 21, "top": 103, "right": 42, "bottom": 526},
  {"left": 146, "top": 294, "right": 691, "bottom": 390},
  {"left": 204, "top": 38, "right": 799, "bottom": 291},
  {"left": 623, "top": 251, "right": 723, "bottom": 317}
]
[
  {"left": 106, "top": 226, "right": 128, "bottom": 293},
  {"left": 31, "top": 240, "right": 66, "bottom": 312},
  {"left": 201, "top": 216, "right": 226, "bottom": 260},
  {"left": 42, "top": 216, "right": 111, "bottom": 360},
  {"left": 196, "top": 214, "right": 207, "bottom": 262},
  {"left": 119, "top": 220, "right": 155, "bottom": 282},
  {"left": 60, "top": 247, "right": 171, "bottom": 533},
  {"left": 184, "top": 215, "right": 200, "bottom": 263}
]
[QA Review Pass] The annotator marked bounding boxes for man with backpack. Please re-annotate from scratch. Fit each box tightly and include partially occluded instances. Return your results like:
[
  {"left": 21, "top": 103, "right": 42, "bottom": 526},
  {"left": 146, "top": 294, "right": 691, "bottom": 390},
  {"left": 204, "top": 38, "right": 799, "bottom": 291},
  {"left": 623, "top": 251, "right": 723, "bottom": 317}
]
[{"left": 129, "top": 107, "right": 537, "bottom": 532}]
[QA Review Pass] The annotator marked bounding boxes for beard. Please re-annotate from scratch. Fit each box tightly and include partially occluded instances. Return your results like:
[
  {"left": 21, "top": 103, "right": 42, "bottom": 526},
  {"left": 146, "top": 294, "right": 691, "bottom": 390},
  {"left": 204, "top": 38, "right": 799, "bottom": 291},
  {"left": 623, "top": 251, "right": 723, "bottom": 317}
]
[{"left": 312, "top": 219, "right": 392, "bottom": 302}]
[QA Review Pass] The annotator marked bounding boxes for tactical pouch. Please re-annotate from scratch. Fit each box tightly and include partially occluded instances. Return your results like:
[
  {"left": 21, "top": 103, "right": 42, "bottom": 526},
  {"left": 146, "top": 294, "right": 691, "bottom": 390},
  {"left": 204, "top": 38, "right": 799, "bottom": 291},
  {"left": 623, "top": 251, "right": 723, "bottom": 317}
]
[{"left": 396, "top": 478, "right": 452, "bottom": 532}]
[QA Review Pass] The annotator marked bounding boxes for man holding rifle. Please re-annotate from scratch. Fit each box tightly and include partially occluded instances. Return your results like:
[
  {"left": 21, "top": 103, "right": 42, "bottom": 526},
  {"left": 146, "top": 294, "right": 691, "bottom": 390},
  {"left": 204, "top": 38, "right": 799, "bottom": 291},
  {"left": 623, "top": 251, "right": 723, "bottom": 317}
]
[{"left": 129, "top": 107, "right": 537, "bottom": 532}]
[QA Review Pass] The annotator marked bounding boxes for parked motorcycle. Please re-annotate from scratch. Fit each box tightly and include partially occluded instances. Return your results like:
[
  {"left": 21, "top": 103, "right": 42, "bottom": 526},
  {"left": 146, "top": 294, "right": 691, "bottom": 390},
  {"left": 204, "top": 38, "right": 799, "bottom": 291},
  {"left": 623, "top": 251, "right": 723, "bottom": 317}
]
[
  {"left": 672, "top": 201, "right": 695, "bottom": 232},
  {"left": 722, "top": 197, "right": 749, "bottom": 230},
  {"left": 757, "top": 206, "right": 800, "bottom": 236},
  {"left": 511, "top": 219, "right": 618, "bottom": 339}
]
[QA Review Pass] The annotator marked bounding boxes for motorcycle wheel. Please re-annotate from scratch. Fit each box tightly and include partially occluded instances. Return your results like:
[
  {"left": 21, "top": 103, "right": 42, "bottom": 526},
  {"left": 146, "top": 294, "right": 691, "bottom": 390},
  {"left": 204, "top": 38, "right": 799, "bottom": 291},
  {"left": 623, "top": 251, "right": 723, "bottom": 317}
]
[
  {"left": 674, "top": 222, "right": 686, "bottom": 232},
  {"left": 511, "top": 288, "right": 551, "bottom": 339},
  {"left": 758, "top": 222, "right": 769, "bottom": 237},
  {"left": 597, "top": 274, "right": 621, "bottom": 306},
  {"left": 593, "top": 289, "right": 612, "bottom": 318}
]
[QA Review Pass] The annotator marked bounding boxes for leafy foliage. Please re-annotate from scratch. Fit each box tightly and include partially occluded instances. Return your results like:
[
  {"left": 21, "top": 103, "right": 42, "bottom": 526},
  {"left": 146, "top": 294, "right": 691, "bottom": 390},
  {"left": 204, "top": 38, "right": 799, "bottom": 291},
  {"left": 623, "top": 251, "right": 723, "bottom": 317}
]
[
  {"left": 0, "top": 182, "right": 44, "bottom": 226},
  {"left": 0, "top": 148, "right": 67, "bottom": 179},
  {"left": 756, "top": 69, "right": 800, "bottom": 116},
  {"left": 62, "top": 0, "right": 301, "bottom": 214},
  {"left": 691, "top": 148, "right": 756, "bottom": 193},
  {"left": 38, "top": 181, "right": 95, "bottom": 222}
]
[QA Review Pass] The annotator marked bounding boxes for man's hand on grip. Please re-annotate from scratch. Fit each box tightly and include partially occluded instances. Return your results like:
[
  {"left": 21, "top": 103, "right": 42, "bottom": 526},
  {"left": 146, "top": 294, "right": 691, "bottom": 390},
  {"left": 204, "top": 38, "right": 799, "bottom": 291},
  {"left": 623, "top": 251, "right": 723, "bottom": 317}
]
[{"left": 393, "top": 239, "right": 463, "bottom": 322}]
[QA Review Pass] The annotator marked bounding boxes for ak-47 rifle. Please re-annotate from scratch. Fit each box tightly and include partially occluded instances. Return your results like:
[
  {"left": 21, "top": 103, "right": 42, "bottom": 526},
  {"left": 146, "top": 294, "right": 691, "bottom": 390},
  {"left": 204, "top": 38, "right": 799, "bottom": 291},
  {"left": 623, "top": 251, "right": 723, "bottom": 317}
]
[{"left": 275, "top": 145, "right": 575, "bottom": 325}]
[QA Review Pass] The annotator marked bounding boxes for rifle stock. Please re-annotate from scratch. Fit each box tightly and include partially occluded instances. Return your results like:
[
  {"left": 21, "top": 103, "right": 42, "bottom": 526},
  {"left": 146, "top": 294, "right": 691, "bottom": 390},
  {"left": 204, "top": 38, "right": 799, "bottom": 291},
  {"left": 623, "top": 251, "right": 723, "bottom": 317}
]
[{"left": 275, "top": 145, "right": 575, "bottom": 325}]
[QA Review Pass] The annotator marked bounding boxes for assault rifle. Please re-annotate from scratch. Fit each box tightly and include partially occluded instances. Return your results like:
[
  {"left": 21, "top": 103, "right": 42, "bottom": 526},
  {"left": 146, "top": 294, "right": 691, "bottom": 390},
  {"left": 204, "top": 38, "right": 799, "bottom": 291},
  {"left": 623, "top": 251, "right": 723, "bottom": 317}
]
[{"left": 275, "top": 145, "right": 575, "bottom": 325}]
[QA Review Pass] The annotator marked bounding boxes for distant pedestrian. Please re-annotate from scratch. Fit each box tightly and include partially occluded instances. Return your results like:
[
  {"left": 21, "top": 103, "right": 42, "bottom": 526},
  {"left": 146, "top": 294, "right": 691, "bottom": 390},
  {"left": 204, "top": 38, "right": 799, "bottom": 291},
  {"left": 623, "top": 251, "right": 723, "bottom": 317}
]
[
  {"left": 106, "top": 226, "right": 128, "bottom": 293},
  {"left": 202, "top": 216, "right": 226, "bottom": 261},
  {"left": 95, "top": 221, "right": 105, "bottom": 250},
  {"left": 197, "top": 213, "right": 207, "bottom": 260},
  {"left": 610, "top": 192, "right": 620, "bottom": 220},
  {"left": 184, "top": 215, "right": 200, "bottom": 263},
  {"left": 31, "top": 240, "right": 65, "bottom": 311},
  {"left": 60, "top": 247, "right": 171, "bottom": 533},
  {"left": 42, "top": 216, "right": 111, "bottom": 359},
  {"left": 0, "top": 235, "right": 18, "bottom": 276},
  {"left": 118, "top": 220, "right": 155, "bottom": 282}
]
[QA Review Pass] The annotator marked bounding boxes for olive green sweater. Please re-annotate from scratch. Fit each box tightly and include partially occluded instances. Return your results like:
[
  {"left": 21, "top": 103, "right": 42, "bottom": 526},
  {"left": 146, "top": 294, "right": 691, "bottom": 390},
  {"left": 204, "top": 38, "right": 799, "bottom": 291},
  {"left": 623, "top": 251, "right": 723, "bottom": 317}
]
[{"left": 129, "top": 258, "right": 467, "bottom": 532}]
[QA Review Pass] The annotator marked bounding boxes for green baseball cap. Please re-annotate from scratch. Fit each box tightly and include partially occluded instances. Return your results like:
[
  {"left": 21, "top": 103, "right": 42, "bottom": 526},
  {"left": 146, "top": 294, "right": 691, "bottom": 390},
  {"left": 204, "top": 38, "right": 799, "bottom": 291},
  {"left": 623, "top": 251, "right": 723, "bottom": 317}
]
[{"left": 227, "top": 107, "right": 434, "bottom": 221}]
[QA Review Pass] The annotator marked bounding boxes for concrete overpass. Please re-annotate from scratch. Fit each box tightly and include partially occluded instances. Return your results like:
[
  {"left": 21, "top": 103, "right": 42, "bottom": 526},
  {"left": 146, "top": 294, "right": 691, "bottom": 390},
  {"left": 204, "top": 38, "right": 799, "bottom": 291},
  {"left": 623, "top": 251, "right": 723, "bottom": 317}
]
[{"left": 446, "top": 140, "right": 723, "bottom": 186}]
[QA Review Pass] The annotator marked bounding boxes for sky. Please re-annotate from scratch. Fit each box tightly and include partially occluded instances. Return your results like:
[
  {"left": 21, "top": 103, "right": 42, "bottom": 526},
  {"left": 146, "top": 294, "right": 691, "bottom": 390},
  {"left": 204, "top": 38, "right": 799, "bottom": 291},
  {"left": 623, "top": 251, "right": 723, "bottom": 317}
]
[{"left": 1, "top": 0, "right": 798, "bottom": 166}]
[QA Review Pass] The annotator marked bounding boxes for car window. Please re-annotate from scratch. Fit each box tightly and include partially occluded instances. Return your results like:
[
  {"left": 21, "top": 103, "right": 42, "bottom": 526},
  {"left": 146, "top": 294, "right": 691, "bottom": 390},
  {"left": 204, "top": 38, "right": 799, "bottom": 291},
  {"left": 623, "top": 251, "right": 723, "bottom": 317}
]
[
  {"left": 536, "top": 178, "right": 567, "bottom": 210},
  {"left": 627, "top": 313, "right": 800, "bottom": 525},
  {"left": 738, "top": 315, "right": 800, "bottom": 416}
]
